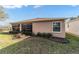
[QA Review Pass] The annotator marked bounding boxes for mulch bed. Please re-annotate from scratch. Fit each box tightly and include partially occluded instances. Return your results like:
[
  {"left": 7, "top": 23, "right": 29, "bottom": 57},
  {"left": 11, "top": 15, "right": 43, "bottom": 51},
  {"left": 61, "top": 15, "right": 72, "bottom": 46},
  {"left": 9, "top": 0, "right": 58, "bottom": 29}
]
[
  {"left": 12, "top": 33, "right": 31, "bottom": 40},
  {"left": 49, "top": 37, "right": 70, "bottom": 44}
]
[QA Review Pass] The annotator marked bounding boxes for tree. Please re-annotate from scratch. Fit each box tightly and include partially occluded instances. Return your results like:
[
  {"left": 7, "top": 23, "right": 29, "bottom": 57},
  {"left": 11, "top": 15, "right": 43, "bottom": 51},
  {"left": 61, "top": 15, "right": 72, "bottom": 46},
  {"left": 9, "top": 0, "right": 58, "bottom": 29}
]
[{"left": 0, "top": 6, "right": 8, "bottom": 20}]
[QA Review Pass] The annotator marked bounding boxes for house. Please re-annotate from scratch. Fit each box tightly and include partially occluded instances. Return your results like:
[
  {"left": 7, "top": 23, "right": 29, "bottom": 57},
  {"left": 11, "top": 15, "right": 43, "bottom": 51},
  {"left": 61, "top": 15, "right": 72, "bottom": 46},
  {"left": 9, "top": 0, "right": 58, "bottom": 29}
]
[
  {"left": 65, "top": 17, "right": 79, "bottom": 36},
  {"left": 10, "top": 18, "right": 65, "bottom": 38}
]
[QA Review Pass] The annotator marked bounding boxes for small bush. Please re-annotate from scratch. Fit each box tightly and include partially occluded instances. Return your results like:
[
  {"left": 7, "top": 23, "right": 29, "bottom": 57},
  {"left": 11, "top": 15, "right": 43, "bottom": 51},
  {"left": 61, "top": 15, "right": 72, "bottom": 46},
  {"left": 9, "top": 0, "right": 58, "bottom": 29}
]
[
  {"left": 41, "top": 33, "right": 46, "bottom": 37},
  {"left": 37, "top": 32, "right": 42, "bottom": 37},
  {"left": 46, "top": 33, "right": 52, "bottom": 38},
  {"left": 21, "top": 30, "right": 32, "bottom": 36},
  {"left": 32, "top": 32, "right": 36, "bottom": 36},
  {"left": 36, "top": 32, "right": 52, "bottom": 38},
  {"left": 9, "top": 31, "right": 20, "bottom": 34}
]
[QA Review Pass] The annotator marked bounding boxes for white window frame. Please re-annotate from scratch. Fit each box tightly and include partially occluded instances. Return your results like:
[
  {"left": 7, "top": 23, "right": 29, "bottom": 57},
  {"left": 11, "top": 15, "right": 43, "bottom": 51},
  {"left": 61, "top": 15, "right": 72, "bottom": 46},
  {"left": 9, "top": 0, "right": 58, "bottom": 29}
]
[{"left": 52, "top": 21, "right": 62, "bottom": 33}]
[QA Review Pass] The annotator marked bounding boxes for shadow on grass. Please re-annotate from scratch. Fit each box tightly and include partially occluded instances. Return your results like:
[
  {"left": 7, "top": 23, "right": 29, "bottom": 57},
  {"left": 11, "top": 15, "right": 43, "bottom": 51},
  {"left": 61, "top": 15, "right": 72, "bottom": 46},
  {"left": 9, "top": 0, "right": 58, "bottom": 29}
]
[
  {"left": 0, "top": 34, "right": 71, "bottom": 54},
  {"left": 0, "top": 37, "right": 54, "bottom": 54},
  {"left": 0, "top": 33, "right": 79, "bottom": 54}
]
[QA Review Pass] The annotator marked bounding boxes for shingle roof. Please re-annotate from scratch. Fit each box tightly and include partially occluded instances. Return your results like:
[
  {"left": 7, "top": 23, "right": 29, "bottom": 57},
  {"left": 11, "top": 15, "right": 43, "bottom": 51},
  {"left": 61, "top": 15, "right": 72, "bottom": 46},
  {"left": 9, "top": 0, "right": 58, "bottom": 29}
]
[{"left": 11, "top": 18, "right": 65, "bottom": 24}]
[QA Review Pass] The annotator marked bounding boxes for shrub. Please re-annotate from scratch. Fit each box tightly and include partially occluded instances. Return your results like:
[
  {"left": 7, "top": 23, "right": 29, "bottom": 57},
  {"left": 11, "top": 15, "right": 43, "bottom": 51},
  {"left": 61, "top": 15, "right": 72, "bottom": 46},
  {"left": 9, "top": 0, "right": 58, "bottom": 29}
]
[
  {"left": 41, "top": 33, "right": 46, "bottom": 37},
  {"left": 46, "top": 33, "right": 52, "bottom": 38},
  {"left": 32, "top": 32, "right": 36, "bottom": 36},
  {"left": 36, "top": 32, "right": 42, "bottom": 37},
  {"left": 9, "top": 30, "right": 20, "bottom": 34},
  {"left": 36, "top": 32, "right": 52, "bottom": 38},
  {"left": 21, "top": 30, "right": 32, "bottom": 36}
]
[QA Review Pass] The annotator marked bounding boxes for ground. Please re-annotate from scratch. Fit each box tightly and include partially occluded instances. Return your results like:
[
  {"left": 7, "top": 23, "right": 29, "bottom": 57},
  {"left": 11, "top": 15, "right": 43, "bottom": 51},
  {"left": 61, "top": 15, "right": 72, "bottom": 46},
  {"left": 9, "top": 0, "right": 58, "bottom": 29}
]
[
  {"left": 0, "top": 33, "right": 79, "bottom": 54},
  {"left": 0, "top": 33, "right": 22, "bottom": 49}
]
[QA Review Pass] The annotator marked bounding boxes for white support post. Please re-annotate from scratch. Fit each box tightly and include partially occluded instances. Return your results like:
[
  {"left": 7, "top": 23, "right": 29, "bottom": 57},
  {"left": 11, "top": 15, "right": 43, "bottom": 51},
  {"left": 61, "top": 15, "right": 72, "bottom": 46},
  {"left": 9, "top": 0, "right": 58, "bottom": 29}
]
[
  {"left": 10, "top": 24, "right": 13, "bottom": 31},
  {"left": 20, "top": 24, "right": 22, "bottom": 32},
  {"left": 11, "top": 25, "right": 13, "bottom": 31}
]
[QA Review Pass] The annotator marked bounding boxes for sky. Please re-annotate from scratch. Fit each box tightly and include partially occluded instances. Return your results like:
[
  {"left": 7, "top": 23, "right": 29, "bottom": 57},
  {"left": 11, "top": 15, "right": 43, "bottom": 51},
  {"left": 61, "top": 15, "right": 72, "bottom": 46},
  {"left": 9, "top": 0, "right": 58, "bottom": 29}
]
[{"left": 0, "top": 5, "right": 79, "bottom": 26}]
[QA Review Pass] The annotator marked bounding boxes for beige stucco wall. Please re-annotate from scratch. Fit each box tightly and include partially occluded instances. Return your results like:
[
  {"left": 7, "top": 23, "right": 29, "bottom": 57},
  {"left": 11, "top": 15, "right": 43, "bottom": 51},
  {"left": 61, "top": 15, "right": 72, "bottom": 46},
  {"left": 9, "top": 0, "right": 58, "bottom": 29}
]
[
  {"left": 32, "top": 21, "right": 65, "bottom": 38},
  {"left": 66, "top": 19, "right": 79, "bottom": 36}
]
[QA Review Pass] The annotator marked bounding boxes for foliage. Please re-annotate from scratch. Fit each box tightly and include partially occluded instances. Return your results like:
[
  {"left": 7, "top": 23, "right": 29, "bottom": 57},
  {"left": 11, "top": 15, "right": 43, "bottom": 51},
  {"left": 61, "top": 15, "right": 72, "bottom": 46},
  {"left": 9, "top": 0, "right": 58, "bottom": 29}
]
[
  {"left": 31, "top": 32, "right": 36, "bottom": 36},
  {"left": 0, "top": 6, "right": 8, "bottom": 20},
  {"left": 36, "top": 32, "right": 52, "bottom": 38},
  {"left": 9, "top": 30, "right": 20, "bottom": 34},
  {"left": 21, "top": 30, "right": 32, "bottom": 36}
]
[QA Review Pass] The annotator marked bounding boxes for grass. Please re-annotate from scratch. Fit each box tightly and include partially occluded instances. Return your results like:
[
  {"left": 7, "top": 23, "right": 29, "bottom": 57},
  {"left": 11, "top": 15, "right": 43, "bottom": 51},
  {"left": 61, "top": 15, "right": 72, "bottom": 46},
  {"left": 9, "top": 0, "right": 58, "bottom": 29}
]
[
  {"left": 0, "top": 33, "right": 79, "bottom": 53},
  {"left": 0, "top": 34, "right": 22, "bottom": 49}
]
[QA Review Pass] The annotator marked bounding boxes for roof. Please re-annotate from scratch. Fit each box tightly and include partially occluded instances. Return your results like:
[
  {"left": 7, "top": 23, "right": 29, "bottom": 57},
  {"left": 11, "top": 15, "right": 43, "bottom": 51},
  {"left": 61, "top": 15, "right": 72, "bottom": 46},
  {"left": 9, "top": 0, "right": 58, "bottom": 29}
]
[
  {"left": 66, "top": 17, "right": 79, "bottom": 23},
  {"left": 11, "top": 18, "right": 65, "bottom": 24}
]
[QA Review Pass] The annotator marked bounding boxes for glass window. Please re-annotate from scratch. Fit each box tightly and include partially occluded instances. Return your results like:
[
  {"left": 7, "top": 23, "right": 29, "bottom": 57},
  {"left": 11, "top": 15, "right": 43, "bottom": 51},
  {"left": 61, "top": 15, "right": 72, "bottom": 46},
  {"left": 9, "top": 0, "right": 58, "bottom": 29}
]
[
  {"left": 53, "top": 22, "right": 61, "bottom": 32},
  {"left": 22, "top": 24, "right": 32, "bottom": 29}
]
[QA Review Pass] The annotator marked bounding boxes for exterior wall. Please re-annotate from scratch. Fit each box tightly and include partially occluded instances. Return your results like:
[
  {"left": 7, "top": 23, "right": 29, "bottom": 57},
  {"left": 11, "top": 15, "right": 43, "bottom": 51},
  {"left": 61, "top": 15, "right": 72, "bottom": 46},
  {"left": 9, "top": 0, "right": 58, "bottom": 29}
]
[
  {"left": 66, "top": 19, "right": 79, "bottom": 36},
  {"left": 32, "top": 21, "right": 65, "bottom": 38},
  {"left": 53, "top": 21, "right": 65, "bottom": 38},
  {"left": 65, "top": 19, "right": 70, "bottom": 32}
]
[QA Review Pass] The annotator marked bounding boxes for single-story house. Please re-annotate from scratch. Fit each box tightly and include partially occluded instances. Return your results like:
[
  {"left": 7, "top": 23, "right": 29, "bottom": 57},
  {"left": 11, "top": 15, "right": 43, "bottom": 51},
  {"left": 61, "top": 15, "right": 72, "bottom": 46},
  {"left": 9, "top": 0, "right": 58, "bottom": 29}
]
[
  {"left": 10, "top": 18, "right": 65, "bottom": 38},
  {"left": 65, "top": 17, "right": 79, "bottom": 36}
]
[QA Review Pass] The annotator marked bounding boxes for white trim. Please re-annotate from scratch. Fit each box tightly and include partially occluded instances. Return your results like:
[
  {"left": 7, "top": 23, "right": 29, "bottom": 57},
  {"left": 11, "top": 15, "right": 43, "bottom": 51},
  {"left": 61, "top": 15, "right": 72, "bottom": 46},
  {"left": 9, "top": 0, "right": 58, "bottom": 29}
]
[
  {"left": 52, "top": 21, "right": 62, "bottom": 33},
  {"left": 20, "top": 24, "right": 22, "bottom": 32},
  {"left": 10, "top": 24, "right": 13, "bottom": 31}
]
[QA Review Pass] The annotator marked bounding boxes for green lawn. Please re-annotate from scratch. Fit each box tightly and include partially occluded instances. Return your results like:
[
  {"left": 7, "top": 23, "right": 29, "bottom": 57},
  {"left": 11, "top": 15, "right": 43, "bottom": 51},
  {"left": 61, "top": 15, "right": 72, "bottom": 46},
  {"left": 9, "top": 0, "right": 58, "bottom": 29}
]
[
  {"left": 0, "top": 34, "right": 22, "bottom": 49},
  {"left": 0, "top": 33, "right": 79, "bottom": 54}
]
